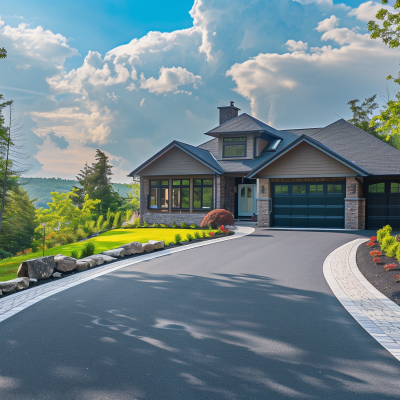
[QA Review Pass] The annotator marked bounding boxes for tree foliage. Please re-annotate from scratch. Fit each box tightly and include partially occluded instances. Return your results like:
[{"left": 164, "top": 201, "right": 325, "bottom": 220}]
[{"left": 348, "top": 95, "right": 379, "bottom": 135}]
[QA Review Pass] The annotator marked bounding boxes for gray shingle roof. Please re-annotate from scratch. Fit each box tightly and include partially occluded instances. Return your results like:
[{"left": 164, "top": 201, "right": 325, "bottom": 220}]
[
  {"left": 282, "top": 127, "right": 324, "bottom": 136},
  {"left": 205, "top": 113, "right": 281, "bottom": 137}
]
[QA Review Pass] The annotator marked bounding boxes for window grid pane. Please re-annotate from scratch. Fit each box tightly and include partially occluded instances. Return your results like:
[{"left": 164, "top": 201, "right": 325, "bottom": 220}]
[
  {"left": 292, "top": 185, "right": 306, "bottom": 194},
  {"left": 181, "top": 188, "right": 190, "bottom": 208},
  {"left": 160, "top": 188, "right": 168, "bottom": 208},
  {"left": 223, "top": 145, "right": 246, "bottom": 157},
  {"left": 202, "top": 187, "right": 212, "bottom": 209},
  {"left": 150, "top": 180, "right": 159, "bottom": 186},
  {"left": 150, "top": 188, "right": 158, "bottom": 208}
]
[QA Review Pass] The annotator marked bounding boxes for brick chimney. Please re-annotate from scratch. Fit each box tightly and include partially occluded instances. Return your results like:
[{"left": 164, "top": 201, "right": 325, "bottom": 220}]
[{"left": 217, "top": 101, "right": 240, "bottom": 125}]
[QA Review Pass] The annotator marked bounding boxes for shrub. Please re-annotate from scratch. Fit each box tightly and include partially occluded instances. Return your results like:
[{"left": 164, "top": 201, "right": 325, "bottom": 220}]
[
  {"left": 65, "top": 233, "right": 76, "bottom": 244},
  {"left": 80, "top": 242, "right": 95, "bottom": 259},
  {"left": 174, "top": 234, "right": 182, "bottom": 244},
  {"left": 106, "top": 208, "right": 115, "bottom": 227},
  {"left": 216, "top": 228, "right": 222, "bottom": 234},
  {"left": 160, "top": 224, "right": 166, "bottom": 228},
  {"left": 75, "top": 228, "right": 86, "bottom": 241},
  {"left": 122, "top": 223, "right": 135, "bottom": 229},
  {"left": 377, "top": 225, "right": 392, "bottom": 243},
  {"left": 71, "top": 250, "right": 79, "bottom": 259},
  {"left": 381, "top": 235, "right": 395, "bottom": 251},
  {"left": 366, "top": 241, "right": 375, "bottom": 247},
  {"left": 125, "top": 209, "right": 134, "bottom": 223},
  {"left": 386, "top": 242, "right": 400, "bottom": 258},
  {"left": 186, "top": 233, "right": 193, "bottom": 241},
  {"left": 373, "top": 257, "right": 381, "bottom": 264},
  {"left": 200, "top": 209, "right": 234, "bottom": 229},
  {"left": 114, "top": 211, "right": 123, "bottom": 228},
  {"left": 102, "top": 220, "right": 111, "bottom": 230},
  {"left": 202, "top": 230, "right": 206, "bottom": 238},
  {"left": 384, "top": 264, "right": 397, "bottom": 271},
  {"left": 370, "top": 250, "right": 382, "bottom": 257},
  {"left": 152, "top": 223, "right": 159, "bottom": 228},
  {"left": 180, "top": 221, "right": 188, "bottom": 229},
  {"left": 210, "top": 231, "right": 215, "bottom": 236},
  {"left": 96, "top": 215, "right": 104, "bottom": 231},
  {"left": 133, "top": 217, "right": 140, "bottom": 227},
  {"left": 143, "top": 222, "right": 149, "bottom": 228},
  {"left": 190, "top": 223, "right": 199, "bottom": 229},
  {"left": 194, "top": 231, "right": 201, "bottom": 239},
  {"left": 172, "top": 222, "right": 177, "bottom": 229},
  {"left": 0, "top": 249, "right": 12, "bottom": 260},
  {"left": 370, "top": 236, "right": 377, "bottom": 242}
]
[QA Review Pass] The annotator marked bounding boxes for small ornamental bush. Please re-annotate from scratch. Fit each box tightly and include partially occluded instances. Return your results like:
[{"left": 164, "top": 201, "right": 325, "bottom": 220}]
[
  {"left": 366, "top": 241, "right": 375, "bottom": 247},
  {"left": 386, "top": 242, "right": 400, "bottom": 258},
  {"left": 384, "top": 264, "right": 397, "bottom": 271},
  {"left": 186, "top": 233, "right": 193, "bottom": 241},
  {"left": 370, "top": 250, "right": 382, "bottom": 257},
  {"left": 76, "top": 228, "right": 86, "bottom": 241},
  {"left": 172, "top": 222, "right": 177, "bottom": 229},
  {"left": 152, "top": 223, "right": 159, "bottom": 228},
  {"left": 373, "top": 257, "right": 381, "bottom": 264},
  {"left": 174, "top": 234, "right": 182, "bottom": 244},
  {"left": 122, "top": 223, "right": 135, "bottom": 229},
  {"left": 370, "top": 236, "right": 377, "bottom": 242},
  {"left": 377, "top": 225, "right": 392, "bottom": 243},
  {"left": 160, "top": 224, "right": 166, "bottom": 228},
  {"left": 210, "top": 231, "right": 215, "bottom": 236},
  {"left": 143, "top": 222, "right": 150, "bottom": 228},
  {"left": 194, "top": 231, "right": 201, "bottom": 239},
  {"left": 180, "top": 221, "right": 188, "bottom": 229},
  {"left": 71, "top": 250, "right": 79, "bottom": 259},
  {"left": 133, "top": 217, "right": 140, "bottom": 227},
  {"left": 202, "top": 230, "right": 206, "bottom": 238},
  {"left": 190, "top": 223, "right": 199, "bottom": 229},
  {"left": 200, "top": 209, "right": 234, "bottom": 229},
  {"left": 216, "top": 228, "right": 222, "bottom": 234},
  {"left": 80, "top": 242, "right": 95, "bottom": 259},
  {"left": 381, "top": 235, "right": 395, "bottom": 251}
]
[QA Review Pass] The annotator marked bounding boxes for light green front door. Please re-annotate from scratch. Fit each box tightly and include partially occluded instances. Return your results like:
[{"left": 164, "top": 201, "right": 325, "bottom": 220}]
[{"left": 238, "top": 184, "right": 256, "bottom": 217}]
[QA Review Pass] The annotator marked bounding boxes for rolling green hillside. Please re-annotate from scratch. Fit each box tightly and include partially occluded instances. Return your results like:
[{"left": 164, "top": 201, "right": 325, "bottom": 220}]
[{"left": 20, "top": 177, "right": 132, "bottom": 209}]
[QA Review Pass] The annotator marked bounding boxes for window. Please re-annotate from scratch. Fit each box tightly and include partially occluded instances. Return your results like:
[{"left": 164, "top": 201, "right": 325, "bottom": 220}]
[
  {"left": 310, "top": 184, "right": 323, "bottom": 195},
  {"left": 292, "top": 185, "right": 306, "bottom": 195},
  {"left": 327, "top": 184, "right": 342, "bottom": 194},
  {"left": 391, "top": 183, "right": 400, "bottom": 193},
  {"left": 149, "top": 180, "right": 169, "bottom": 209},
  {"left": 275, "top": 185, "right": 288, "bottom": 195},
  {"left": 172, "top": 179, "right": 190, "bottom": 209},
  {"left": 368, "top": 183, "right": 385, "bottom": 194},
  {"left": 223, "top": 137, "right": 246, "bottom": 157},
  {"left": 193, "top": 179, "right": 213, "bottom": 209}
]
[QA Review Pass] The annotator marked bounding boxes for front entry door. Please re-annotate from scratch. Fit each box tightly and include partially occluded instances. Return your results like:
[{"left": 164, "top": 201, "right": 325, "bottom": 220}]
[{"left": 238, "top": 184, "right": 256, "bottom": 217}]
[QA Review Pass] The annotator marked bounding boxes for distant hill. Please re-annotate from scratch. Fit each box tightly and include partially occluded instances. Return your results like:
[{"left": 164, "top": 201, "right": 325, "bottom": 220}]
[{"left": 20, "top": 177, "right": 132, "bottom": 209}]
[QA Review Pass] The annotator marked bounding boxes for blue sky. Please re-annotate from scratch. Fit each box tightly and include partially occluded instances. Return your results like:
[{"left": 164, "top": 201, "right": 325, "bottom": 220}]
[{"left": 0, "top": 0, "right": 398, "bottom": 182}]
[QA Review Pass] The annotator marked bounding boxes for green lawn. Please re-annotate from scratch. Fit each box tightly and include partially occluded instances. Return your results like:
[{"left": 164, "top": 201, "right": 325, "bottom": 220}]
[{"left": 0, "top": 228, "right": 204, "bottom": 282}]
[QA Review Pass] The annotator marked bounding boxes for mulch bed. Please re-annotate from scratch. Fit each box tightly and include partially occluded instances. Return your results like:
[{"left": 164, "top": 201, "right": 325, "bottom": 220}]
[
  {"left": 0, "top": 232, "right": 233, "bottom": 299},
  {"left": 357, "top": 242, "right": 400, "bottom": 306}
]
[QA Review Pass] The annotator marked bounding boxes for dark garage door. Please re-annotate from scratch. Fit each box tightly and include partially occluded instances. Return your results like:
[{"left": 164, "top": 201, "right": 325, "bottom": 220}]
[
  {"left": 272, "top": 182, "right": 345, "bottom": 228},
  {"left": 367, "top": 182, "right": 400, "bottom": 230}
]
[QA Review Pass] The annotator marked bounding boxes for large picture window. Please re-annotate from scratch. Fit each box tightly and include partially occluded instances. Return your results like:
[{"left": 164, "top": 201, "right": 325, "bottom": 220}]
[
  {"left": 172, "top": 179, "right": 190, "bottom": 209},
  {"left": 149, "top": 180, "right": 169, "bottom": 209},
  {"left": 193, "top": 179, "right": 213, "bottom": 209},
  {"left": 223, "top": 137, "right": 246, "bottom": 158}
]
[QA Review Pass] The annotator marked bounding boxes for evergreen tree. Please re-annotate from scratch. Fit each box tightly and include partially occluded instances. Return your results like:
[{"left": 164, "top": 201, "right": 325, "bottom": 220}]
[
  {"left": 348, "top": 95, "right": 379, "bottom": 136},
  {"left": 73, "top": 162, "right": 92, "bottom": 208}
]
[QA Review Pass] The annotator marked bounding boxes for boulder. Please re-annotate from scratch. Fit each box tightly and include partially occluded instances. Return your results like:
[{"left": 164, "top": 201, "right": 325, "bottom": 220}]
[
  {"left": 120, "top": 244, "right": 134, "bottom": 255},
  {"left": 53, "top": 272, "right": 62, "bottom": 278},
  {"left": 0, "top": 277, "right": 30, "bottom": 293},
  {"left": 103, "top": 248, "right": 126, "bottom": 258},
  {"left": 129, "top": 242, "right": 143, "bottom": 254},
  {"left": 0, "top": 289, "right": 2, "bottom": 296},
  {"left": 101, "top": 254, "right": 117, "bottom": 263},
  {"left": 84, "top": 255, "right": 104, "bottom": 266},
  {"left": 54, "top": 255, "right": 77, "bottom": 272},
  {"left": 75, "top": 260, "right": 90, "bottom": 271},
  {"left": 17, "top": 256, "right": 56, "bottom": 280},
  {"left": 80, "top": 258, "right": 97, "bottom": 268},
  {"left": 142, "top": 243, "right": 155, "bottom": 253},
  {"left": 148, "top": 240, "right": 164, "bottom": 250},
  {"left": 29, "top": 278, "right": 38, "bottom": 286}
]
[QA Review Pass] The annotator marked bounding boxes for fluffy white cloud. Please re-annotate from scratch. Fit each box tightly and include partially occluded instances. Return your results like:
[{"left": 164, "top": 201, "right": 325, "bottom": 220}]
[
  {"left": 347, "top": 1, "right": 391, "bottom": 22},
  {"left": 286, "top": 40, "right": 308, "bottom": 52},
  {"left": 139, "top": 66, "right": 202, "bottom": 94},
  {"left": 315, "top": 15, "right": 340, "bottom": 32}
]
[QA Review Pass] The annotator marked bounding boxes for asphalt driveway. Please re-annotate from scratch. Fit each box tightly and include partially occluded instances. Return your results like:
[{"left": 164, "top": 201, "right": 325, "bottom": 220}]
[{"left": 1, "top": 228, "right": 400, "bottom": 399}]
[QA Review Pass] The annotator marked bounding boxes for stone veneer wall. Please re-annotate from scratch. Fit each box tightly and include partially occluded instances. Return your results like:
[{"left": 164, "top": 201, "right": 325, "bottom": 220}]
[
  {"left": 257, "top": 178, "right": 271, "bottom": 227},
  {"left": 143, "top": 213, "right": 206, "bottom": 226},
  {"left": 219, "top": 176, "right": 235, "bottom": 214},
  {"left": 345, "top": 177, "right": 365, "bottom": 229},
  {"left": 140, "top": 176, "right": 149, "bottom": 225}
]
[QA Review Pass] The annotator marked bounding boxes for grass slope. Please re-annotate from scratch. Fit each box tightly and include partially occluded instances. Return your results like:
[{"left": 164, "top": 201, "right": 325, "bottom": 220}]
[
  {"left": 20, "top": 177, "right": 132, "bottom": 209},
  {"left": 0, "top": 228, "right": 203, "bottom": 282}
]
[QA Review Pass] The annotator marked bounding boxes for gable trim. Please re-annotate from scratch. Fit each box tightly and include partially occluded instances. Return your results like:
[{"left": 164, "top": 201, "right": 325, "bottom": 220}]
[
  {"left": 246, "top": 135, "right": 370, "bottom": 178},
  {"left": 128, "top": 141, "right": 224, "bottom": 177}
]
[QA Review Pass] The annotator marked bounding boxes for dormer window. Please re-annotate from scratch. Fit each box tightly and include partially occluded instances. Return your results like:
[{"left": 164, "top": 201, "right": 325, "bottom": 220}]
[{"left": 223, "top": 137, "right": 246, "bottom": 158}]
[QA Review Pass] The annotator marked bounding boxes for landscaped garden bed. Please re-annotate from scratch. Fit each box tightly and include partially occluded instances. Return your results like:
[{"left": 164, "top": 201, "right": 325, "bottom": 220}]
[{"left": 357, "top": 226, "right": 400, "bottom": 306}]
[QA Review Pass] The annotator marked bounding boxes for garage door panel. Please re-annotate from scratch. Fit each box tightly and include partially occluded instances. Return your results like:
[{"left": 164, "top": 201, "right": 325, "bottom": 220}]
[
  {"left": 369, "top": 196, "right": 387, "bottom": 206},
  {"left": 308, "top": 197, "right": 326, "bottom": 206},
  {"left": 291, "top": 197, "right": 308, "bottom": 206},
  {"left": 391, "top": 218, "right": 400, "bottom": 229},
  {"left": 291, "top": 217, "right": 308, "bottom": 227},
  {"left": 274, "top": 217, "right": 290, "bottom": 227},
  {"left": 387, "top": 207, "right": 400, "bottom": 217},
  {"left": 308, "top": 217, "right": 325, "bottom": 228},
  {"left": 291, "top": 207, "right": 307, "bottom": 216},
  {"left": 368, "top": 207, "right": 387, "bottom": 217},
  {"left": 326, "top": 217, "right": 344, "bottom": 229},
  {"left": 308, "top": 207, "right": 326, "bottom": 216},
  {"left": 326, "top": 197, "right": 343, "bottom": 206},
  {"left": 325, "top": 207, "right": 343, "bottom": 217},
  {"left": 388, "top": 196, "right": 400, "bottom": 206},
  {"left": 275, "top": 197, "right": 291, "bottom": 206}
]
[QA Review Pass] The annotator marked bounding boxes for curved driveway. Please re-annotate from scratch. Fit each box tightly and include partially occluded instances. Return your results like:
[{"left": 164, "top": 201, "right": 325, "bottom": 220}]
[{"left": 1, "top": 229, "right": 400, "bottom": 399}]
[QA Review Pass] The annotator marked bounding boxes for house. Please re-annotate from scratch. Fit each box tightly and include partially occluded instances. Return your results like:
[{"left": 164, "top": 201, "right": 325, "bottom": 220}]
[{"left": 128, "top": 102, "right": 400, "bottom": 230}]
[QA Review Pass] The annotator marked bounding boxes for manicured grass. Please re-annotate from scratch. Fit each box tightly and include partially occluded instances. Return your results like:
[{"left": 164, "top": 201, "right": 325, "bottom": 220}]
[{"left": 0, "top": 228, "right": 204, "bottom": 282}]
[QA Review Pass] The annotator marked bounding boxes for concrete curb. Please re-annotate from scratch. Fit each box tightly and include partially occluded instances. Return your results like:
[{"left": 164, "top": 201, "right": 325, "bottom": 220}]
[
  {"left": 323, "top": 238, "right": 400, "bottom": 361},
  {"left": 0, "top": 226, "right": 255, "bottom": 324}
]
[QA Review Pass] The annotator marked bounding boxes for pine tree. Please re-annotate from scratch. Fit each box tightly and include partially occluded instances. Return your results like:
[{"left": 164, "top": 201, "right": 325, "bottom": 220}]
[{"left": 73, "top": 162, "right": 92, "bottom": 208}]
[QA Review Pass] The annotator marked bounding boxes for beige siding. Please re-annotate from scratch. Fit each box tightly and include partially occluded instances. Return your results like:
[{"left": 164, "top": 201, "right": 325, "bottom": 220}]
[
  {"left": 217, "top": 133, "right": 254, "bottom": 160},
  {"left": 140, "top": 146, "right": 213, "bottom": 175},
  {"left": 256, "top": 137, "right": 269, "bottom": 156},
  {"left": 256, "top": 142, "right": 356, "bottom": 178}
]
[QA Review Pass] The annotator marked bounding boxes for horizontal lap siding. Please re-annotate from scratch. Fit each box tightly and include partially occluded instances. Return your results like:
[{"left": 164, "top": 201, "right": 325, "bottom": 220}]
[
  {"left": 259, "top": 142, "right": 356, "bottom": 177},
  {"left": 141, "top": 147, "right": 213, "bottom": 175}
]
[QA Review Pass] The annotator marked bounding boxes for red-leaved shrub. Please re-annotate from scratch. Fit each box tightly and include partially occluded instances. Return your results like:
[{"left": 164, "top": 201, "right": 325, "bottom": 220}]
[
  {"left": 370, "top": 236, "right": 377, "bottom": 241},
  {"left": 200, "top": 209, "right": 234, "bottom": 229},
  {"left": 373, "top": 257, "right": 381, "bottom": 264},
  {"left": 384, "top": 264, "right": 396, "bottom": 271},
  {"left": 366, "top": 241, "right": 375, "bottom": 247},
  {"left": 370, "top": 250, "right": 382, "bottom": 257}
]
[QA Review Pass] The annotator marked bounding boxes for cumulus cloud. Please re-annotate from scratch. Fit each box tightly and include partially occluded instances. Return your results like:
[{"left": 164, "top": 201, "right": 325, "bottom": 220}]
[
  {"left": 315, "top": 15, "right": 340, "bottom": 32},
  {"left": 46, "top": 130, "right": 69, "bottom": 149},
  {"left": 286, "top": 40, "right": 308, "bottom": 52},
  {"left": 139, "top": 66, "right": 202, "bottom": 94},
  {"left": 347, "top": 1, "right": 391, "bottom": 22}
]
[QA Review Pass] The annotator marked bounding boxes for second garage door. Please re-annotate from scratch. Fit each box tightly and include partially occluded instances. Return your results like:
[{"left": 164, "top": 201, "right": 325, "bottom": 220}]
[{"left": 272, "top": 182, "right": 345, "bottom": 228}]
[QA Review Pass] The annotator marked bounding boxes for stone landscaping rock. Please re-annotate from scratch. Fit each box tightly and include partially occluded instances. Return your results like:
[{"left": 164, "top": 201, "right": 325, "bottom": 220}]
[
  {"left": 29, "top": 279, "right": 38, "bottom": 286},
  {"left": 54, "top": 255, "right": 77, "bottom": 272},
  {"left": 101, "top": 254, "right": 117, "bottom": 263},
  {"left": 103, "top": 248, "right": 126, "bottom": 258},
  {"left": 84, "top": 255, "right": 104, "bottom": 266},
  {"left": 0, "top": 289, "right": 2, "bottom": 296},
  {"left": 17, "top": 256, "right": 56, "bottom": 280},
  {"left": 80, "top": 258, "right": 97, "bottom": 268},
  {"left": 0, "top": 277, "right": 30, "bottom": 293},
  {"left": 53, "top": 272, "right": 62, "bottom": 278},
  {"left": 120, "top": 244, "right": 134, "bottom": 255},
  {"left": 75, "top": 260, "right": 90, "bottom": 271},
  {"left": 142, "top": 243, "right": 155, "bottom": 253},
  {"left": 129, "top": 242, "right": 143, "bottom": 254},
  {"left": 148, "top": 240, "right": 164, "bottom": 249}
]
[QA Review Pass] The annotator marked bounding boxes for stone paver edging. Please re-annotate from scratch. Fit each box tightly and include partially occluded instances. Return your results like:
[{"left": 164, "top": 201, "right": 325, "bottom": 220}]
[
  {"left": 324, "top": 238, "right": 400, "bottom": 361},
  {"left": 0, "top": 226, "right": 254, "bottom": 324}
]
